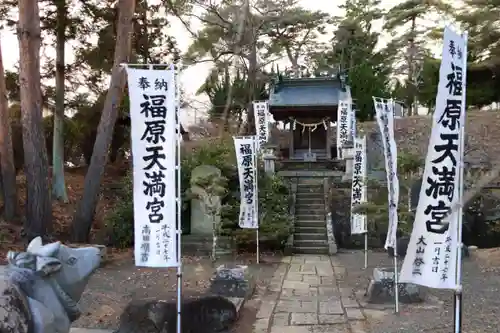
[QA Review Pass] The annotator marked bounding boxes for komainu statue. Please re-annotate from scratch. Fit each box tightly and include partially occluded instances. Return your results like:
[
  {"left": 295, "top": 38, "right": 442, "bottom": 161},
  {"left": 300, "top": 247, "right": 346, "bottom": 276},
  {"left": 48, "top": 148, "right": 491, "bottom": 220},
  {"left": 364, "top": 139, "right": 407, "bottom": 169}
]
[{"left": 0, "top": 236, "right": 101, "bottom": 333}]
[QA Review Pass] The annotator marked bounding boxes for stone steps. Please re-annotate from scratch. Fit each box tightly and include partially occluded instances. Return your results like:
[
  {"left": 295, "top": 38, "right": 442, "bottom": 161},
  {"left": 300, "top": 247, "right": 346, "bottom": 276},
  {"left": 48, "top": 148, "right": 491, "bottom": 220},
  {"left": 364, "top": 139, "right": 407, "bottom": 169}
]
[
  {"left": 294, "top": 220, "right": 325, "bottom": 229},
  {"left": 294, "top": 232, "right": 327, "bottom": 241},
  {"left": 293, "top": 179, "right": 328, "bottom": 255},
  {"left": 295, "top": 209, "right": 324, "bottom": 216},
  {"left": 295, "top": 226, "right": 326, "bottom": 234},
  {"left": 295, "top": 194, "right": 323, "bottom": 200},
  {"left": 296, "top": 187, "right": 323, "bottom": 195},
  {"left": 295, "top": 213, "right": 324, "bottom": 219},
  {"left": 293, "top": 245, "right": 329, "bottom": 254}
]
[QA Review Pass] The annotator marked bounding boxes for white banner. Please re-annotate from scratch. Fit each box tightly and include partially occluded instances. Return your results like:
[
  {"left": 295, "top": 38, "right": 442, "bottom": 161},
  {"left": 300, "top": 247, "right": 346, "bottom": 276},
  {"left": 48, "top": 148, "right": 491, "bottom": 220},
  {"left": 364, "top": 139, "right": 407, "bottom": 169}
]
[
  {"left": 336, "top": 100, "right": 352, "bottom": 159},
  {"left": 351, "top": 106, "right": 357, "bottom": 139},
  {"left": 127, "top": 67, "right": 179, "bottom": 268},
  {"left": 400, "top": 27, "right": 467, "bottom": 289},
  {"left": 253, "top": 101, "right": 270, "bottom": 151},
  {"left": 234, "top": 136, "right": 259, "bottom": 229},
  {"left": 373, "top": 97, "right": 400, "bottom": 249},
  {"left": 351, "top": 135, "right": 367, "bottom": 234}
]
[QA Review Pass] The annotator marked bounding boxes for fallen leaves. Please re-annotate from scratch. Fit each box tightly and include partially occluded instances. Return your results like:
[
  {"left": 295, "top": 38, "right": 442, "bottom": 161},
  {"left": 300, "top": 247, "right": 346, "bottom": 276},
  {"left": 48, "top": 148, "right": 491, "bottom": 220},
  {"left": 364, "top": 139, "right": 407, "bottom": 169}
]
[{"left": 0, "top": 164, "right": 128, "bottom": 262}]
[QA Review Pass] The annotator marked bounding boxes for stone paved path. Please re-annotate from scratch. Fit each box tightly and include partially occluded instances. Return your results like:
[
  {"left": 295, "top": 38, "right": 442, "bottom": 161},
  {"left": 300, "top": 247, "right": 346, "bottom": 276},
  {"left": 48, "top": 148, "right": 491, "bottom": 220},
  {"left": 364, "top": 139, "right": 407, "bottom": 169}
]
[{"left": 253, "top": 255, "right": 368, "bottom": 333}]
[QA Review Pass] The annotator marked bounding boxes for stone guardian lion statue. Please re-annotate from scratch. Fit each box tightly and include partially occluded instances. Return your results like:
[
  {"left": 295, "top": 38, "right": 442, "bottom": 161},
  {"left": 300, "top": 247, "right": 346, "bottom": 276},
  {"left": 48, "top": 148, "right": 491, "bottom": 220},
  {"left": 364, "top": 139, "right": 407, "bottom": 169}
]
[{"left": 0, "top": 236, "right": 101, "bottom": 333}]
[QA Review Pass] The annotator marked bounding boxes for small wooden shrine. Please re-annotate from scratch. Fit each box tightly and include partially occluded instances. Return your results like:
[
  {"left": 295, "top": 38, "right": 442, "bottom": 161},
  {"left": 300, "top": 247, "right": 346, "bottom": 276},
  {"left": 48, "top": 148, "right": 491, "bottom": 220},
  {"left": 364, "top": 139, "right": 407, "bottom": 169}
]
[{"left": 268, "top": 74, "right": 350, "bottom": 161}]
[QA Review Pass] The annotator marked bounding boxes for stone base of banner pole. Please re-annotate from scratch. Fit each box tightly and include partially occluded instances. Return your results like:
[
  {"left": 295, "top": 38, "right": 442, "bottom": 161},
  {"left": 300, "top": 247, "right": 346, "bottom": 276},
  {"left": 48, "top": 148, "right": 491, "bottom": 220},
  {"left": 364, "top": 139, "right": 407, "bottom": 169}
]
[{"left": 364, "top": 267, "right": 424, "bottom": 304}]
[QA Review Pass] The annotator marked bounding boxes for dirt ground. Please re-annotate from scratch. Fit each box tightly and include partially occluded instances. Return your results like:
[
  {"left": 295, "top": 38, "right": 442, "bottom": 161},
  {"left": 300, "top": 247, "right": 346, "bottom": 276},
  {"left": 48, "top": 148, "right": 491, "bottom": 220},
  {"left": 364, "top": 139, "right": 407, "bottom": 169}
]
[
  {"left": 336, "top": 249, "right": 500, "bottom": 333},
  {"left": 0, "top": 166, "right": 281, "bottom": 332},
  {"left": 0, "top": 165, "right": 128, "bottom": 262},
  {"left": 74, "top": 252, "right": 282, "bottom": 331}
]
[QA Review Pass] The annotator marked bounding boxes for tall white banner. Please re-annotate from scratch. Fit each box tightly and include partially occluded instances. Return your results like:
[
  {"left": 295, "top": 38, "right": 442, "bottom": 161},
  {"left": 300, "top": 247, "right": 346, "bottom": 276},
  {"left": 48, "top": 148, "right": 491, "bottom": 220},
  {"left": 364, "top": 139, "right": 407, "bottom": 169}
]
[
  {"left": 351, "top": 106, "right": 357, "bottom": 139},
  {"left": 127, "top": 67, "right": 179, "bottom": 268},
  {"left": 336, "top": 100, "right": 352, "bottom": 159},
  {"left": 253, "top": 101, "right": 270, "bottom": 151},
  {"left": 400, "top": 27, "right": 467, "bottom": 289},
  {"left": 234, "top": 136, "right": 259, "bottom": 229},
  {"left": 374, "top": 97, "right": 400, "bottom": 249},
  {"left": 351, "top": 135, "right": 367, "bottom": 234}
]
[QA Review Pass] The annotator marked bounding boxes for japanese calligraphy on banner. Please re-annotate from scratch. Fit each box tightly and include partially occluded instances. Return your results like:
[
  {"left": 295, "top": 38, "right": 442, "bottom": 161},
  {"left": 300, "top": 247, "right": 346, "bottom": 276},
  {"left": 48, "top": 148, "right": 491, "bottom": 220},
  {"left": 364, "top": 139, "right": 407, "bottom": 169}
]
[
  {"left": 234, "top": 136, "right": 259, "bottom": 229},
  {"left": 351, "top": 135, "right": 367, "bottom": 234},
  {"left": 373, "top": 97, "right": 400, "bottom": 249},
  {"left": 400, "top": 27, "right": 467, "bottom": 289},
  {"left": 126, "top": 67, "right": 178, "bottom": 268},
  {"left": 336, "top": 100, "right": 352, "bottom": 159},
  {"left": 253, "top": 101, "right": 270, "bottom": 151}
]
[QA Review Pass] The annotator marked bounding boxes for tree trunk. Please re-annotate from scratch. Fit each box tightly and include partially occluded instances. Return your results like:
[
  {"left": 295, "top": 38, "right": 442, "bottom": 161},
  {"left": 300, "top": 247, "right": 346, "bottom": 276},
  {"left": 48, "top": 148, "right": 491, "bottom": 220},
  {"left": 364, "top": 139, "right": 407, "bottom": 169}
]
[
  {"left": 407, "top": 16, "right": 417, "bottom": 117},
  {"left": 284, "top": 46, "right": 299, "bottom": 77},
  {"left": 52, "top": 0, "right": 69, "bottom": 203},
  {"left": 71, "top": 0, "right": 136, "bottom": 242},
  {"left": 18, "top": 0, "right": 52, "bottom": 238},
  {"left": 0, "top": 41, "right": 18, "bottom": 220},
  {"left": 245, "top": 39, "right": 257, "bottom": 134},
  {"left": 218, "top": 0, "right": 248, "bottom": 135}
]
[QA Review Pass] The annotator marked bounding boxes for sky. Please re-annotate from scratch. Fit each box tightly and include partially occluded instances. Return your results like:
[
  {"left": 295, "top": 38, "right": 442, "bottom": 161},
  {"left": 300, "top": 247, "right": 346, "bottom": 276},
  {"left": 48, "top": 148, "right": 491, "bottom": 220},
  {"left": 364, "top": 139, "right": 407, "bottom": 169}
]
[{"left": 0, "top": 0, "right": 454, "bottom": 124}]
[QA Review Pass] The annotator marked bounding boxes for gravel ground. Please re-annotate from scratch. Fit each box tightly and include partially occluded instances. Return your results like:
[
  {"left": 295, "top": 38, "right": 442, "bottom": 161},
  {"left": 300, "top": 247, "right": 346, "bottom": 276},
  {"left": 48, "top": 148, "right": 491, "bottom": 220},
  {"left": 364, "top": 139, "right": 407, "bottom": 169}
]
[
  {"left": 336, "top": 249, "right": 500, "bottom": 333},
  {"left": 73, "top": 252, "right": 281, "bottom": 332}
]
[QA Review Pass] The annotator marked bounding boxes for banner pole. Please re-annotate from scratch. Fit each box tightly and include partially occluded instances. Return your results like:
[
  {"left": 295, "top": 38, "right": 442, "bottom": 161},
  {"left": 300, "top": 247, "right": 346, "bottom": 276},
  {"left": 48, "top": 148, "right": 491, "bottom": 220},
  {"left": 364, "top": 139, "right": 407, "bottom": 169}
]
[
  {"left": 393, "top": 235, "right": 400, "bottom": 314},
  {"left": 254, "top": 135, "right": 260, "bottom": 264},
  {"left": 174, "top": 65, "right": 183, "bottom": 333},
  {"left": 364, "top": 232, "right": 368, "bottom": 269},
  {"left": 454, "top": 31, "right": 467, "bottom": 333},
  {"left": 453, "top": 125, "right": 464, "bottom": 333}
]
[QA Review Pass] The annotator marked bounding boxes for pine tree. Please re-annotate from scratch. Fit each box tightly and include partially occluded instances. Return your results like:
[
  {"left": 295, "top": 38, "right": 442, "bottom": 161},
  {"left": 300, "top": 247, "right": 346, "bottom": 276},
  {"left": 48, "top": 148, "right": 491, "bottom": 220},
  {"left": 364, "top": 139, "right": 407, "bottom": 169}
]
[{"left": 383, "top": 0, "right": 451, "bottom": 116}]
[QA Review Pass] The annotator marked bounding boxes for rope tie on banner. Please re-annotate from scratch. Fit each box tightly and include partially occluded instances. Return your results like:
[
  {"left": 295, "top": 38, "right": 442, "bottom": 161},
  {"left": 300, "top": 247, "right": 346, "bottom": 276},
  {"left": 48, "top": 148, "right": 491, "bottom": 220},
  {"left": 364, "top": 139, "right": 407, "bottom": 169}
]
[{"left": 289, "top": 117, "right": 330, "bottom": 133}]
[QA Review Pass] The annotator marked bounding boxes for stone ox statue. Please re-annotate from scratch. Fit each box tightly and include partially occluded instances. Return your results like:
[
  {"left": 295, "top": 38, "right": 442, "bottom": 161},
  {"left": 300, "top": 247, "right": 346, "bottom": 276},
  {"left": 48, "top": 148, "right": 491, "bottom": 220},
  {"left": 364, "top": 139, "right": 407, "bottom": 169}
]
[{"left": 0, "top": 237, "right": 101, "bottom": 333}]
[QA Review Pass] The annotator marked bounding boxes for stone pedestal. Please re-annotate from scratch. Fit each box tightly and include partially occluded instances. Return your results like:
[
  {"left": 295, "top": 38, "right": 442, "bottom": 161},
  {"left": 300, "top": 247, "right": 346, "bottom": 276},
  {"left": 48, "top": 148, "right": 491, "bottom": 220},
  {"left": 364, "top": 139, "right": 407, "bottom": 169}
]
[
  {"left": 209, "top": 264, "right": 255, "bottom": 299},
  {"left": 365, "top": 267, "right": 424, "bottom": 304}
]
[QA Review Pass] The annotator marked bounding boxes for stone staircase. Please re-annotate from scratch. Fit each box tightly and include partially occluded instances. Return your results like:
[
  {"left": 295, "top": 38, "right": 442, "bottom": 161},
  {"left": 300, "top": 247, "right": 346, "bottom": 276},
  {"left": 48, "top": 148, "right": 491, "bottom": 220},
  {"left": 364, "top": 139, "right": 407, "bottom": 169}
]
[{"left": 293, "top": 178, "right": 329, "bottom": 254}]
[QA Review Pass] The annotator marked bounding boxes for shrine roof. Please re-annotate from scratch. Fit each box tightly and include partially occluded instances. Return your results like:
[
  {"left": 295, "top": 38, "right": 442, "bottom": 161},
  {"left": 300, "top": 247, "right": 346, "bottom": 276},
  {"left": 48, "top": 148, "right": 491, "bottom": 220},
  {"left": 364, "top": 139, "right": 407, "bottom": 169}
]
[{"left": 269, "top": 76, "right": 348, "bottom": 109}]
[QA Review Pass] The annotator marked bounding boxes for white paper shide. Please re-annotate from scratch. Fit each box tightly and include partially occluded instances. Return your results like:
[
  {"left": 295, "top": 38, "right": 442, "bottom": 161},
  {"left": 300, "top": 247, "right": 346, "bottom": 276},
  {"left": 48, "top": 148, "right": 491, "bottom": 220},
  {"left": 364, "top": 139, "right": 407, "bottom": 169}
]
[
  {"left": 234, "top": 136, "right": 259, "bottom": 229},
  {"left": 400, "top": 27, "right": 467, "bottom": 289},
  {"left": 336, "top": 100, "right": 352, "bottom": 159},
  {"left": 253, "top": 101, "right": 270, "bottom": 151},
  {"left": 127, "top": 67, "right": 178, "bottom": 268},
  {"left": 373, "top": 97, "right": 399, "bottom": 249},
  {"left": 351, "top": 135, "right": 367, "bottom": 234}
]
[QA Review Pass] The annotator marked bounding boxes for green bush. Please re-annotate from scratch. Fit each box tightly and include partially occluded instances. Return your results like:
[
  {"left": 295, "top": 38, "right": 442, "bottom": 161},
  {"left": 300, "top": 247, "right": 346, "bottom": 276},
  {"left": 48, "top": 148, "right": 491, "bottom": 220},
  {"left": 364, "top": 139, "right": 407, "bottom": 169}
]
[
  {"left": 105, "top": 135, "right": 293, "bottom": 250},
  {"left": 104, "top": 173, "right": 134, "bottom": 248},
  {"left": 221, "top": 173, "right": 293, "bottom": 250}
]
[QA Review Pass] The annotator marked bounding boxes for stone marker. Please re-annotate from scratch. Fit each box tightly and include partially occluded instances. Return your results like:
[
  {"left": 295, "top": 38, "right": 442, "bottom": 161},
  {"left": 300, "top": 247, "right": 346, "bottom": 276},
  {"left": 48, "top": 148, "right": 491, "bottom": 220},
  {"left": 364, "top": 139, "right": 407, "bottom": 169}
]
[
  {"left": 387, "top": 236, "right": 410, "bottom": 258},
  {"left": 365, "top": 267, "right": 424, "bottom": 304},
  {"left": 365, "top": 130, "right": 387, "bottom": 183},
  {"left": 190, "top": 165, "right": 223, "bottom": 235},
  {"left": 410, "top": 177, "right": 422, "bottom": 210},
  {"left": 209, "top": 264, "right": 255, "bottom": 299}
]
